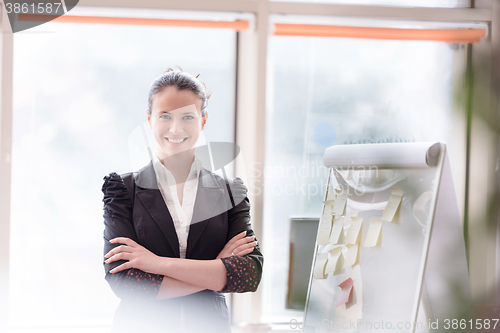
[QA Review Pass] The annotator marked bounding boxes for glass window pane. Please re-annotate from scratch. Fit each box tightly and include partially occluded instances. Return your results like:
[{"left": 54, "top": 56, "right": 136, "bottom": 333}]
[
  {"left": 263, "top": 36, "right": 464, "bottom": 322},
  {"left": 10, "top": 21, "right": 235, "bottom": 327}
]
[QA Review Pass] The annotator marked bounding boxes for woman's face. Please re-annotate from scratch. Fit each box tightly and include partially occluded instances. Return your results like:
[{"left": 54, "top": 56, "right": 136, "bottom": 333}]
[{"left": 147, "top": 86, "right": 206, "bottom": 160}]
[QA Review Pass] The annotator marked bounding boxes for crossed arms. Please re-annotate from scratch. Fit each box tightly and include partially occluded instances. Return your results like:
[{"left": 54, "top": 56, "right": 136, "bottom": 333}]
[{"left": 101, "top": 172, "right": 263, "bottom": 301}]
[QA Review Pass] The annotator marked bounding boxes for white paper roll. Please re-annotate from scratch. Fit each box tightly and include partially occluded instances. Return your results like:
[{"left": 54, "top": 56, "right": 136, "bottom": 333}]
[{"left": 323, "top": 142, "right": 442, "bottom": 168}]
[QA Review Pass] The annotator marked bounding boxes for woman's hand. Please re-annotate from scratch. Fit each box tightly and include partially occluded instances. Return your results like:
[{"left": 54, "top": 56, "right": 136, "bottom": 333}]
[
  {"left": 216, "top": 231, "right": 257, "bottom": 259},
  {"left": 105, "top": 237, "right": 164, "bottom": 274}
]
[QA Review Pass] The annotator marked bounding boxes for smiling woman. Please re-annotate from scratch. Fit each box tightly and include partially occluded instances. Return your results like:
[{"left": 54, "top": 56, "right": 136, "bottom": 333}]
[
  {"left": 101, "top": 68, "right": 264, "bottom": 333},
  {"left": 148, "top": 93, "right": 206, "bottom": 167}
]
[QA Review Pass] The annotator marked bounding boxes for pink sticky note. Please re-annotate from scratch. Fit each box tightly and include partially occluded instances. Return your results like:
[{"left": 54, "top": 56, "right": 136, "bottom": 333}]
[{"left": 335, "top": 278, "right": 354, "bottom": 307}]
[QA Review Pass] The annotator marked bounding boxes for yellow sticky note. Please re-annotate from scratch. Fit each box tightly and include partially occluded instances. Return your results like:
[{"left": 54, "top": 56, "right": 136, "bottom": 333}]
[
  {"left": 329, "top": 218, "right": 344, "bottom": 244},
  {"left": 343, "top": 244, "right": 359, "bottom": 269},
  {"left": 364, "top": 219, "right": 383, "bottom": 247},
  {"left": 381, "top": 188, "right": 404, "bottom": 222},
  {"left": 313, "top": 252, "right": 329, "bottom": 279},
  {"left": 344, "top": 217, "right": 363, "bottom": 244},
  {"left": 317, "top": 204, "right": 333, "bottom": 245},
  {"left": 325, "top": 246, "right": 342, "bottom": 275},
  {"left": 332, "top": 188, "right": 348, "bottom": 215}
]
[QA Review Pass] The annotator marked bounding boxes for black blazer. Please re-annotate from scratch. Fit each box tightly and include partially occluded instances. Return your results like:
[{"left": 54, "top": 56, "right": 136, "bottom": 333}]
[{"left": 102, "top": 161, "right": 263, "bottom": 333}]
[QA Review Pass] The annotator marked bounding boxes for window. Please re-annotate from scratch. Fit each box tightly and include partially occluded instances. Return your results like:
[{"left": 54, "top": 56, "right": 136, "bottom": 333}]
[
  {"left": 10, "top": 20, "right": 236, "bottom": 328},
  {"left": 262, "top": 35, "right": 465, "bottom": 322}
]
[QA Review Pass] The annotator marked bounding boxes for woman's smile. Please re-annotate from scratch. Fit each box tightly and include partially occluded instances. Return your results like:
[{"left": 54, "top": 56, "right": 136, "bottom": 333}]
[{"left": 165, "top": 137, "right": 188, "bottom": 144}]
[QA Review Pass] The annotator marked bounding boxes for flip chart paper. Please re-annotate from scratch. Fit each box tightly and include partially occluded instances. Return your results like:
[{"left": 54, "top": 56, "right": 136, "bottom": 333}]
[
  {"left": 381, "top": 188, "right": 404, "bottom": 222},
  {"left": 364, "top": 219, "right": 383, "bottom": 247},
  {"left": 313, "top": 252, "right": 329, "bottom": 279},
  {"left": 329, "top": 218, "right": 344, "bottom": 244},
  {"left": 332, "top": 187, "right": 348, "bottom": 215},
  {"left": 325, "top": 246, "right": 342, "bottom": 275},
  {"left": 344, "top": 217, "right": 363, "bottom": 244},
  {"left": 335, "top": 278, "right": 354, "bottom": 307},
  {"left": 323, "top": 186, "right": 336, "bottom": 205},
  {"left": 317, "top": 205, "right": 333, "bottom": 245},
  {"left": 323, "top": 142, "right": 437, "bottom": 168},
  {"left": 413, "top": 190, "right": 433, "bottom": 214},
  {"left": 343, "top": 244, "right": 359, "bottom": 269}
]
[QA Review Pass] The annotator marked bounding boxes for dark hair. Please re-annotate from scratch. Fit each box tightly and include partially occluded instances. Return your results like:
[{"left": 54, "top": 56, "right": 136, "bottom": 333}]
[{"left": 146, "top": 66, "right": 211, "bottom": 117}]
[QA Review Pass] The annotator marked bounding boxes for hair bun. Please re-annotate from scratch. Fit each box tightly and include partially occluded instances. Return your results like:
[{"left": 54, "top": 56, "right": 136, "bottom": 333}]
[{"left": 163, "top": 65, "right": 183, "bottom": 74}]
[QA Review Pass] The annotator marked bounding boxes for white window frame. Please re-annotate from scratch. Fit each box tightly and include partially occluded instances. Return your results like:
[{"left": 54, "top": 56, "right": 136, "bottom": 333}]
[{"left": 1, "top": 0, "right": 498, "bottom": 331}]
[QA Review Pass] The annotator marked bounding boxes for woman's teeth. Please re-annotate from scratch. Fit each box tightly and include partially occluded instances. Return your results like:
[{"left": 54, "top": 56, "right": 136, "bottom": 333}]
[{"left": 167, "top": 138, "right": 186, "bottom": 143}]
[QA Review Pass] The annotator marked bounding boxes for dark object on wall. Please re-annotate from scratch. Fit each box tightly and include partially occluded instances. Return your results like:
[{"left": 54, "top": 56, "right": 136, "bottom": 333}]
[{"left": 286, "top": 218, "right": 319, "bottom": 310}]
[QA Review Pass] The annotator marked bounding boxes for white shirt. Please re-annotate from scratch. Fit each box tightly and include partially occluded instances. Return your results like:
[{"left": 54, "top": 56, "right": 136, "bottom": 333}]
[{"left": 152, "top": 152, "right": 203, "bottom": 259}]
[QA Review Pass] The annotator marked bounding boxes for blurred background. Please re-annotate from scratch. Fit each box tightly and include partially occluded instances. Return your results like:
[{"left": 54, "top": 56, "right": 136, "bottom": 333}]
[{"left": 0, "top": 0, "right": 498, "bottom": 332}]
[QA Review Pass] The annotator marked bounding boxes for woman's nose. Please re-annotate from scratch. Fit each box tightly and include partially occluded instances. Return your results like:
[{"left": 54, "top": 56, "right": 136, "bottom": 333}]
[{"left": 169, "top": 118, "right": 182, "bottom": 133}]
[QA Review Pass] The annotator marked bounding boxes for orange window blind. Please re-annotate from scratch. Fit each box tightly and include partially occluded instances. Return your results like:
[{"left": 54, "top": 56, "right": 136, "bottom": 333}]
[
  {"left": 274, "top": 23, "right": 485, "bottom": 43},
  {"left": 18, "top": 14, "right": 486, "bottom": 43},
  {"left": 17, "top": 14, "right": 250, "bottom": 31}
]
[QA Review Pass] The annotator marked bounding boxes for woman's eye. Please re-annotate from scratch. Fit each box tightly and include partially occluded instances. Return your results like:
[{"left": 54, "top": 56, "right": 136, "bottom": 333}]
[
  {"left": 159, "top": 114, "right": 170, "bottom": 119},
  {"left": 183, "top": 115, "right": 194, "bottom": 120}
]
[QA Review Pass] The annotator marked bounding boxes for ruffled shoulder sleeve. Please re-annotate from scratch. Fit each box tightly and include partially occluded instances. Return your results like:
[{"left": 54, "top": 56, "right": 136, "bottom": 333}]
[
  {"left": 102, "top": 172, "right": 132, "bottom": 220},
  {"left": 227, "top": 176, "right": 248, "bottom": 208},
  {"left": 102, "top": 171, "right": 123, "bottom": 193}
]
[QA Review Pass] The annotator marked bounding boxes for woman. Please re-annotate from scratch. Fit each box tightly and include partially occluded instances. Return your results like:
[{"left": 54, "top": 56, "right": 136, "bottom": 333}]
[{"left": 101, "top": 68, "right": 263, "bottom": 333}]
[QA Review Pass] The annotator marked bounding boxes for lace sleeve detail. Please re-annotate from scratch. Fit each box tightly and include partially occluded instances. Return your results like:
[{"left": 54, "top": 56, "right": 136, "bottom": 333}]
[
  {"left": 121, "top": 269, "right": 164, "bottom": 300},
  {"left": 219, "top": 256, "right": 259, "bottom": 293}
]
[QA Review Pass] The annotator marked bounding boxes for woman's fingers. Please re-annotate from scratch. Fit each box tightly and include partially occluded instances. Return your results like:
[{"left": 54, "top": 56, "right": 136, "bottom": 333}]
[
  {"left": 105, "top": 252, "right": 132, "bottom": 264},
  {"left": 231, "top": 235, "right": 255, "bottom": 249},
  {"left": 104, "top": 244, "right": 134, "bottom": 259},
  {"left": 217, "top": 231, "right": 256, "bottom": 259},
  {"left": 226, "top": 231, "right": 247, "bottom": 246},
  {"left": 233, "top": 241, "right": 258, "bottom": 256},
  {"left": 236, "top": 247, "right": 254, "bottom": 256},
  {"left": 225, "top": 235, "right": 256, "bottom": 257},
  {"left": 110, "top": 237, "right": 137, "bottom": 247}
]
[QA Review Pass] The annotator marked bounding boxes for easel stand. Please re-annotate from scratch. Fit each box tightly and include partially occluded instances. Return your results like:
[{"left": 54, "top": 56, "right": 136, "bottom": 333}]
[{"left": 303, "top": 142, "right": 475, "bottom": 333}]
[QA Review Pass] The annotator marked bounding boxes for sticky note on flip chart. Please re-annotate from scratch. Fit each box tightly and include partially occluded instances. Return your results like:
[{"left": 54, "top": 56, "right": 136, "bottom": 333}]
[
  {"left": 344, "top": 217, "right": 363, "bottom": 244},
  {"left": 329, "top": 218, "right": 344, "bottom": 244},
  {"left": 332, "top": 187, "right": 348, "bottom": 215},
  {"left": 313, "top": 252, "right": 329, "bottom": 279},
  {"left": 343, "top": 244, "right": 359, "bottom": 269},
  {"left": 364, "top": 219, "right": 383, "bottom": 247},
  {"left": 325, "top": 246, "right": 342, "bottom": 275},
  {"left": 335, "top": 278, "right": 354, "bottom": 307},
  {"left": 317, "top": 205, "right": 333, "bottom": 245},
  {"left": 381, "top": 189, "right": 404, "bottom": 222}
]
